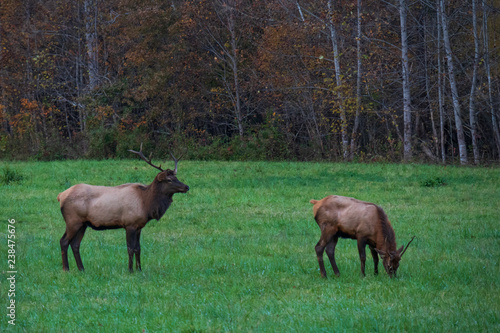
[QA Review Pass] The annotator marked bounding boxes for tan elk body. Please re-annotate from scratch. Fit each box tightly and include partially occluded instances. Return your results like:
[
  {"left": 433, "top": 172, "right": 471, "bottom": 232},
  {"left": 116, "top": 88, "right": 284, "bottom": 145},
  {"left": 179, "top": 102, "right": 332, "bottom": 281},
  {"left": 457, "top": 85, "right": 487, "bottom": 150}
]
[
  {"left": 57, "top": 146, "right": 189, "bottom": 272},
  {"left": 310, "top": 195, "right": 414, "bottom": 278}
]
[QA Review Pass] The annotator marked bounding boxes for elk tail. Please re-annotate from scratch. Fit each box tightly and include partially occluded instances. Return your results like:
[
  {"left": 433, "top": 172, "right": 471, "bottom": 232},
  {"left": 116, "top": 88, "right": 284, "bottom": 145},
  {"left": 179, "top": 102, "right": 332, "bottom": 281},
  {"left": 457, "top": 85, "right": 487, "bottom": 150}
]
[
  {"left": 310, "top": 199, "right": 319, "bottom": 205},
  {"left": 57, "top": 193, "right": 61, "bottom": 202}
]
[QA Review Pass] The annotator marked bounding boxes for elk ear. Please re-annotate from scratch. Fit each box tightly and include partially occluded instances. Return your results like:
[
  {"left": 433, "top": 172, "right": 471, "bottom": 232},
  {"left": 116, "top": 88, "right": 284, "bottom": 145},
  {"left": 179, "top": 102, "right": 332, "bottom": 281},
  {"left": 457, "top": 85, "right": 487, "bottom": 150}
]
[
  {"left": 397, "top": 245, "right": 404, "bottom": 255},
  {"left": 157, "top": 172, "right": 167, "bottom": 182},
  {"left": 374, "top": 248, "right": 386, "bottom": 258}
]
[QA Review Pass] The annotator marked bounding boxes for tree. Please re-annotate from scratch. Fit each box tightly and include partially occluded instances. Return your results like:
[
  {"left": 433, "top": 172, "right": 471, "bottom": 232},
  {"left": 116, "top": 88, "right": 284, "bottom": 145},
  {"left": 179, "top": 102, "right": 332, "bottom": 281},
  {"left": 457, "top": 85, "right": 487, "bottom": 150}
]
[
  {"left": 439, "top": 0, "right": 468, "bottom": 165},
  {"left": 468, "top": 0, "right": 480, "bottom": 164},
  {"left": 436, "top": 0, "right": 446, "bottom": 163},
  {"left": 350, "top": 0, "right": 362, "bottom": 158},
  {"left": 1, "top": 0, "right": 499, "bottom": 162},
  {"left": 198, "top": 0, "right": 247, "bottom": 138},
  {"left": 327, "top": 0, "right": 348, "bottom": 160},
  {"left": 482, "top": 0, "right": 500, "bottom": 159},
  {"left": 399, "top": 0, "right": 412, "bottom": 161},
  {"left": 84, "top": 0, "right": 99, "bottom": 92}
]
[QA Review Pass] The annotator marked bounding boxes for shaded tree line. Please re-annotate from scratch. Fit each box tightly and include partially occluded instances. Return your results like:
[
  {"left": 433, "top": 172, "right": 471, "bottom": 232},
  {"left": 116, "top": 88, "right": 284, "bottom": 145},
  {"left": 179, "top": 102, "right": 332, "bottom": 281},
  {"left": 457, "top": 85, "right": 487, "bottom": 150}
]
[{"left": 0, "top": 0, "right": 499, "bottom": 163}]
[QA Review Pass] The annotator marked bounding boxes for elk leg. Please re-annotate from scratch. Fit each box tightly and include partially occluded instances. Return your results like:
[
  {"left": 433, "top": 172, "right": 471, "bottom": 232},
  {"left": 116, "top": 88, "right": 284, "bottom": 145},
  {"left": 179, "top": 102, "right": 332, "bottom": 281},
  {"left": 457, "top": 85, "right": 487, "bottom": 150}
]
[
  {"left": 357, "top": 238, "right": 367, "bottom": 276},
  {"left": 135, "top": 229, "right": 142, "bottom": 271},
  {"left": 60, "top": 232, "right": 70, "bottom": 271},
  {"left": 369, "top": 245, "right": 379, "bottom": 275},
  {"left": 70, "top": 225, "right": 88, "bottom": 271},
  {"left": 325, "top": 236, "right": 340, "bottom": 277},
  {"left": 126, "top": 228, "right": 138, "bottom": 273},
  {"left": 316, "top": 227, "right": 338, "bottom": 278},
  {"left": 315, "top": 240, "right": 328, "bottom": 278},
  {"left": 316, "top": 230, "right": 337, "bottom": 278},
  {"left": 60, "top": 223, "right": 83, "bottom": 271}
]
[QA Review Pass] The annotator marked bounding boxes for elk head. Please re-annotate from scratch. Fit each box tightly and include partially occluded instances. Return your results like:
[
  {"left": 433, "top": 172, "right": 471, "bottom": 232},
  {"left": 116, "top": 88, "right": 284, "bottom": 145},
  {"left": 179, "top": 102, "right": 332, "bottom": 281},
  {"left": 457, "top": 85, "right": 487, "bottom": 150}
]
[
  {"left": 129, "top": 144, "right": 189, "bottom": 194},
  {"left": 375, "top": 236, "right": 415, "bottom": 278}
]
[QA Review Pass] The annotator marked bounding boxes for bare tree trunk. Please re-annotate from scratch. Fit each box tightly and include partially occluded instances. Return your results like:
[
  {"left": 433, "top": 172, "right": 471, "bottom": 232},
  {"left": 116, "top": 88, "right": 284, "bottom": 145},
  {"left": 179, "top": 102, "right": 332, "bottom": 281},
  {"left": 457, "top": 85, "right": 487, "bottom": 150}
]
[
  {"left": 84, "top": 0, "right": 98, "bottom": 92},
  {"left": 77, "top": 0, "right": 85, "bottom": 133},
  {"left": 209, "top": 0, "right": 244, "bottom": 138},
  {"left": 424, "top": 13, "right": 438, "bottom": 157},
  {"left": 469, "top": 0, "right": 480, "bottom": 164},
  {"left": 399, "top": 0, "right": 412, "bottom": 161},
  {"left": 296, "top": 0, "right": 305, "bottom": 21},
  {"left": 305, "top": 93, "right": 325, "bottom": 155},
  {"left": 64, "top": 106, "right": 72, "bottom": 140},
  {"left": 437, "top": 0, "right": 446, "bottom": 164},
  {"left": 227, "top": 4, "right": 244, "bottom": 138},
  {"left": 439, "top": 0, "right": 468, "bottom": 165},
  {"left": 350, "top": 0, "right": 362, "bottom": 159},
  {"left": 327, "top": 0, "right": 348, "bottom": 160},
  {"left": 482, "top": 0, "right": 500, "bottom": 158}
]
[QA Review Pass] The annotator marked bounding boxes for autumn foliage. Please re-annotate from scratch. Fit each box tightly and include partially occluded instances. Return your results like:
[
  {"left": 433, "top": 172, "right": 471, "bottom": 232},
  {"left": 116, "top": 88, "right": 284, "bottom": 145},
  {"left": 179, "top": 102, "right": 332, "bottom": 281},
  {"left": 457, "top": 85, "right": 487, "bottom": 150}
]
[{"left": 0, "top": 0, "right": 498, "bottom": 162}]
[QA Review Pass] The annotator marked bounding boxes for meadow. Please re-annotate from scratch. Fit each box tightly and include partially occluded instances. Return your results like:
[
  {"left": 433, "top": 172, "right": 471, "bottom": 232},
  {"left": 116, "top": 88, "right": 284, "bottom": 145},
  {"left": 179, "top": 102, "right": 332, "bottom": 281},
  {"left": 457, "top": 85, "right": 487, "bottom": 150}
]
[{"left": 0, "top": 159, "right": 499, "bottom": 332}]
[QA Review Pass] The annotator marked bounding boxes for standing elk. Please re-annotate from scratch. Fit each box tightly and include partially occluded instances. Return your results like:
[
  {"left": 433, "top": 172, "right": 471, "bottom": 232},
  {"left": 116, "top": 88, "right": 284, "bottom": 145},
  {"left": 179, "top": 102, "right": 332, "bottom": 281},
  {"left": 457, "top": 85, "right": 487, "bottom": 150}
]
[
  {"left": 310, "top": 195, "right": 415, "bottom": 278},
  {"left": 57, "top": 145, "right": 189, "bottom": 272}
]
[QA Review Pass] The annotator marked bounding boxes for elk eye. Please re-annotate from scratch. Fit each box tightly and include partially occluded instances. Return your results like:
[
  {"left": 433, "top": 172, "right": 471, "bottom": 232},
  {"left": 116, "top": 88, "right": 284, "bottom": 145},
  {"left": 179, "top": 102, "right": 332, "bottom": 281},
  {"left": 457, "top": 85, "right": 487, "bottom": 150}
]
[{"left": 166, "top": 179, "right": 172, "bottom": 183}]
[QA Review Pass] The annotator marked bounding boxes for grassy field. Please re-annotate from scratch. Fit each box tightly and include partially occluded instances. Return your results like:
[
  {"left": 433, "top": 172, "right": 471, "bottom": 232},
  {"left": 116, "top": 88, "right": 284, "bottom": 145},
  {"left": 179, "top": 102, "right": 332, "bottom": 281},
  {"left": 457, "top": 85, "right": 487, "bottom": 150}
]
[{"left": 0, "top": 160, "right": 499, "bottom": 332}]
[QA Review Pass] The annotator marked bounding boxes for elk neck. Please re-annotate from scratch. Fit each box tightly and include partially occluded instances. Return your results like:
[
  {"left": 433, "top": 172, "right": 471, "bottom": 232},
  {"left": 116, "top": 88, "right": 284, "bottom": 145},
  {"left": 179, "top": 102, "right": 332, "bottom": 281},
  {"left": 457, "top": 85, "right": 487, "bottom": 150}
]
[
  {"left": 375, "top": 205, "right": 397, "bottom": 253},
  {"left": 141, "top": 180, "right": 173, "bottom": 221}
]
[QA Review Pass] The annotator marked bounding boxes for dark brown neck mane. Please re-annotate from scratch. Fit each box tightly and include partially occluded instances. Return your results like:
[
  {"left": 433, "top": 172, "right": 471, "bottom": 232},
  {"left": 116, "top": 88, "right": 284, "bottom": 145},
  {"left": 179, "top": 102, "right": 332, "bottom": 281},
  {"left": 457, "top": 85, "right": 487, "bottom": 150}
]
[
  {"left": 375, "top": 205, "right": 397, "bottom": 252},
  {"left": 140, "top": 181, "right": 173, "bottom": 221}
]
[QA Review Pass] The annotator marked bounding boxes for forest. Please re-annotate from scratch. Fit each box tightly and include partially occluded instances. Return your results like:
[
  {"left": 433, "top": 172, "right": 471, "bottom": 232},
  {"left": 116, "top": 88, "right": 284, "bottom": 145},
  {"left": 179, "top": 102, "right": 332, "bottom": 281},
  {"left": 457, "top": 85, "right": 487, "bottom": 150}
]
[{"left": 0, "top": 0, "right": 499, "bottom": 164}]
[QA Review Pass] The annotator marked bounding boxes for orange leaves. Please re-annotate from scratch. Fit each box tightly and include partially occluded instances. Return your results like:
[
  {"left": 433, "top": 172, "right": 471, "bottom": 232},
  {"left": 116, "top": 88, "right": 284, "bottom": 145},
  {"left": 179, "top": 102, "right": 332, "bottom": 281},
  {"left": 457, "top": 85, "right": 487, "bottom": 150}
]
[
  {"left": 118, "top": 116, "right": 146, "bottom": 132},
  {"left": 93, "top": 106, "right": 114, "bottom": 122},
  {"left": 87, "top": 105, "right": 147, "bottom": 133},
  {"left": 9, "top": 99, "right": 60, "bottom": 138},
  {"left": 20, "top": 99, "right": 38, "bottom": 111},
  {"left": 10, "top": 100, "right": 39, "bottom": 137}
]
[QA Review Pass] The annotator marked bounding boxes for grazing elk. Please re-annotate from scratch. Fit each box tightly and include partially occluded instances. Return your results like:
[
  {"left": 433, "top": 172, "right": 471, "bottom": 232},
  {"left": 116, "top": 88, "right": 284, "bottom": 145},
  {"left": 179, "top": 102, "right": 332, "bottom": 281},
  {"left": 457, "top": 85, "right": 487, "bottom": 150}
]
[
  {"left": 310, "top": 195, "right": 414, "bottom": 278},
  {"left": 57, "top": 145, "right": 189, "bottom": 272}
]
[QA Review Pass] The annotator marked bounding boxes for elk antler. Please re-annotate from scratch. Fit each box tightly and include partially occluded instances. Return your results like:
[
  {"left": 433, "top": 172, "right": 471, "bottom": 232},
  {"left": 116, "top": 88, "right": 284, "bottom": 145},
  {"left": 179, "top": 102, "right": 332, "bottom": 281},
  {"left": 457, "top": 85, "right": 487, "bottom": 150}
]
[
  {"left": 400, "top": 236, "right": 416, "bottom": 257},
  {"left": 128, "top": 143, "right": 164, "bottom": 172},
  {"left": 169, "top": 151, "right": 182, "bottom": 175}
]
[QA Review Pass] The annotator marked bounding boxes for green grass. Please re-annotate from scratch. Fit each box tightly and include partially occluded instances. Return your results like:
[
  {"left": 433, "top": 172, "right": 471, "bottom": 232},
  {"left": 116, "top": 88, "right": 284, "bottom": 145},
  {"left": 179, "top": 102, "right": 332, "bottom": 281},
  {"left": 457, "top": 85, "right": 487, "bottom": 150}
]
[{"left": 1, "top": 160, "right": 499, "bottom": 332}]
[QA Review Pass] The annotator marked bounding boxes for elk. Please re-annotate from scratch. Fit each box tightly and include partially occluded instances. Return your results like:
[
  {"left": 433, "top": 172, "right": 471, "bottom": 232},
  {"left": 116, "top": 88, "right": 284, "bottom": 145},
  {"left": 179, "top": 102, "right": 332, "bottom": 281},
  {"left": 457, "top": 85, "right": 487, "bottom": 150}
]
[
  {"left": 57, "top": 145, "right": 189, "bottom": 272},
  {"left": 310, "top": 195, "right": 414, "bottom": 278}
]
